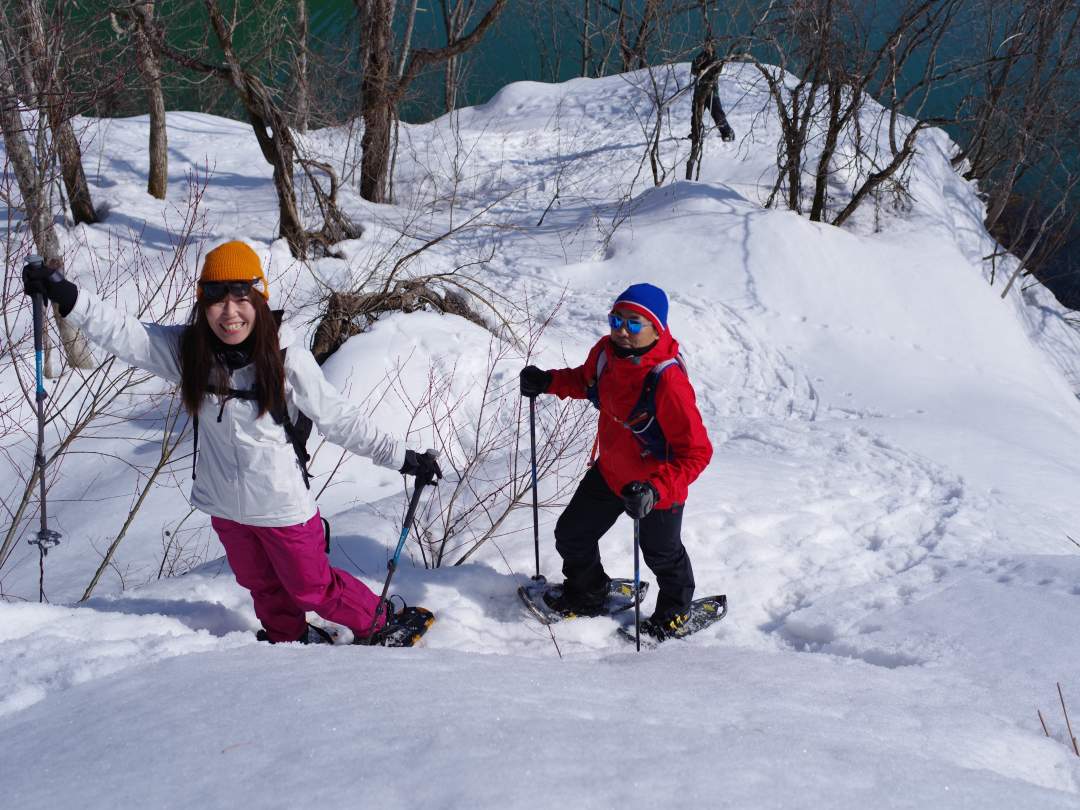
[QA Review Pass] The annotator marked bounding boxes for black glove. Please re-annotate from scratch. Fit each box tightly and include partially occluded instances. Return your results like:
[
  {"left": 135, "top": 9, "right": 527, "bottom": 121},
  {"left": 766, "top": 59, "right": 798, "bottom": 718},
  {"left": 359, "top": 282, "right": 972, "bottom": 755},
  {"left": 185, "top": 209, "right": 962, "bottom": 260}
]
[
  {"left": 520, "top": 365, "right": 552, "bottom": 398},
  {"left": 620, "top": 481, "right": 659, "bottom": 519},
  {"left": 400, "top": 449, "right": 442, "bottom": 484},
  {"left": 22, "top": 256, "right": 78, "bottom": 316}
]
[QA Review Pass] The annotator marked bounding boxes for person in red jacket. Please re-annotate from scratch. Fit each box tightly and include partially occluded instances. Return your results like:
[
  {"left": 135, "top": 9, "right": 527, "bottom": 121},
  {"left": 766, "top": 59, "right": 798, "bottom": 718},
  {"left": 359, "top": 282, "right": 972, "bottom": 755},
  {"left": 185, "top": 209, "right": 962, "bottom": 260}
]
[{"left": 520, "top": 283, "right": 713, "bottom": 640}]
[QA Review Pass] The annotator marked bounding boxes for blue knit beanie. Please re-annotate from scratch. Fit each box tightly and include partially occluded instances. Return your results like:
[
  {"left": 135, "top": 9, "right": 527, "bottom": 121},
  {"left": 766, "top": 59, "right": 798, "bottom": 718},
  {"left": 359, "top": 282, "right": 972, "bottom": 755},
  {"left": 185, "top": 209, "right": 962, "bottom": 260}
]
[{"left": 612, "top": 283, "right": 668, "bottom": 332}]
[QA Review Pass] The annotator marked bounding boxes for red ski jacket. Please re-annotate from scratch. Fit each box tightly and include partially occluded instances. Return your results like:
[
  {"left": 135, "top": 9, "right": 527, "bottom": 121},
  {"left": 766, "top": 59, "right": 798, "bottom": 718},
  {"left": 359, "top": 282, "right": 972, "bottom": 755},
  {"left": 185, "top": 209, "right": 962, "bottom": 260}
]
[{"left": 547, "top": 331, "right": 712, "bottom": 509}]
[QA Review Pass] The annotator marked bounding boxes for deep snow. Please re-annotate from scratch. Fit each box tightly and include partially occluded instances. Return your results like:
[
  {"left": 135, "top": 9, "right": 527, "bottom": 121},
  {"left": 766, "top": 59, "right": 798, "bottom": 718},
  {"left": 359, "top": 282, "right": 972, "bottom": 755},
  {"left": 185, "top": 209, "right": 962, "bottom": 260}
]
[{"left": 2, "top": 63, "right": 1079, "bottom": 808}]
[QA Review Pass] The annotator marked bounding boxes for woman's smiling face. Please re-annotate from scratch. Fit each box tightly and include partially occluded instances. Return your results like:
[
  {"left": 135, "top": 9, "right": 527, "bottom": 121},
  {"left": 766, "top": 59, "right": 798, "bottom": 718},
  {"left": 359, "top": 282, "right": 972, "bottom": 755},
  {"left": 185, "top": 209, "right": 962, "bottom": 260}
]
[{"left": 206, "top": 295, "right": 256, "bottom": 344}]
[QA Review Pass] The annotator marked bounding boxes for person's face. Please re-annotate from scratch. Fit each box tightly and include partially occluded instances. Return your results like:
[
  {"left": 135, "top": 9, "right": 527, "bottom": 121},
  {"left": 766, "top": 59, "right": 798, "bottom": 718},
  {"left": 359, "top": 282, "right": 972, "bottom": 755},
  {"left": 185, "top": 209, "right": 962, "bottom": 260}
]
[
  {"left": 608, "top": 306, "right": 658, "bottom": 349},
  {"left": 206, "top": 293, "right": 257, "bottom": 344}
]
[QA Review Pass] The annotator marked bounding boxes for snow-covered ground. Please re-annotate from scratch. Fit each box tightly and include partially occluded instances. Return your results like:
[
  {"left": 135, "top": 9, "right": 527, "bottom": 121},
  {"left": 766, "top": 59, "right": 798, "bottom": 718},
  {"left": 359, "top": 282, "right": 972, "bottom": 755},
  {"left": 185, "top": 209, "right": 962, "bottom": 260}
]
[{"left": 3, "top": 64, "right": 1080, "bottom": 808}]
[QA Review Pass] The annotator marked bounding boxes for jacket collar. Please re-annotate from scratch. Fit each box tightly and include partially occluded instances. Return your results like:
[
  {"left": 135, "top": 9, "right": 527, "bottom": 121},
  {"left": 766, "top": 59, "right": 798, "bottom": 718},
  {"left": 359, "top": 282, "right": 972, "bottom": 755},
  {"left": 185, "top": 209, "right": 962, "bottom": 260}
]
[{"left": 603, "top": 329, "right": 679, "bottom": 371}]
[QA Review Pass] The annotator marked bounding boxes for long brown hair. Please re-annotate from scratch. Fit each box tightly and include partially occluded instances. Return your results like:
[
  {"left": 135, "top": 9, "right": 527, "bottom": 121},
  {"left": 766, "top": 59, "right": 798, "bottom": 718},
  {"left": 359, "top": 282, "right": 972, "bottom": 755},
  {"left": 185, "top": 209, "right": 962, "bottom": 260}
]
[{"left": 179, "top": 292, "right": 286, "bottom": 418}]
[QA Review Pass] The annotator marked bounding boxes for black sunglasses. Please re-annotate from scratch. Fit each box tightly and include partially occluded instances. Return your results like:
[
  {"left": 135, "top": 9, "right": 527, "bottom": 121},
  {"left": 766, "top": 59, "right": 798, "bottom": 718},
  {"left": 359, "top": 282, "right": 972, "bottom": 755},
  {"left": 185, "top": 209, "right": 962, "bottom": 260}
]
[{"left": 199, "top": 280, "right": 262, "bottom": 303}]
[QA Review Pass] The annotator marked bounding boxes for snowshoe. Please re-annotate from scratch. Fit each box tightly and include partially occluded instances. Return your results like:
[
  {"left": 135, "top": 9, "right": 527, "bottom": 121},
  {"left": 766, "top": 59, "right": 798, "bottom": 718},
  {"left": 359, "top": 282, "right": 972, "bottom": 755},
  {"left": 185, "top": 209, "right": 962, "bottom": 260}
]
[
  {"left": 519, "top": 577, "right": 649, "bottom": 625},
  {"left": 618, "top": 594, "right": 727, "bottom": 647},
  {"left": 355, "top": 600, "right": 436, "bottom": 648}
]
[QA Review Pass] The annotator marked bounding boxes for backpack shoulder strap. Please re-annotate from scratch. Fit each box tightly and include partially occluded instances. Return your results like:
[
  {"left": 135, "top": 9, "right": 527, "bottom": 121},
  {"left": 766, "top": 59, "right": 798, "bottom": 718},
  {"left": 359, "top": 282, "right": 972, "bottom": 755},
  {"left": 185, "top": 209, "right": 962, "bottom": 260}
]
[
  {"left": 644, "top": 356, "right": 683, "bottom": 389},
  {"left": 586, "top": 347, "right": 608, "bottom": 409},
  {"left": 640, "top": 355, "right": 686, "bottom": 412},
  {"left": 270, "top": 347, "right": 313, "bottom": 490}
]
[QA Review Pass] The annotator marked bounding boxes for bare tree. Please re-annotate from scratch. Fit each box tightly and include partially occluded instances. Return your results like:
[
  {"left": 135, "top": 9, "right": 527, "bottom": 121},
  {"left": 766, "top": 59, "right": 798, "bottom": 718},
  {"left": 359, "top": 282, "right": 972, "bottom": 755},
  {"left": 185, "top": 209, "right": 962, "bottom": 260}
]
[
  {"left": 0, "top": 35, "right": 58, "bottom": 261},
  {"left": 14, "top": 0, "right": 98, "bottom": 226},
  {"left": 355, "top": 0, "right": 508, "bottom": 204},
  {"left": 0, "top": 169, "right": 210, "bottom": 582},
  {"left": 734, "top": 0, "right": 965, "bottom": 226},
  {"left": 293, "top": 0, "right": 309, "bottom": 133},
  {"left": 0, "top": 6, "right": 93, "bottom": 372},
  {"left": 951, "top": 0, "right": 1080, "bottom": 291},
  {"left": 111, "top": 2, "right": 168, "bottom": 199},
  {"left": 403, "top": 300, "right": 593, "bottom": 569},
  {"left": 439, "top": 0, "right": 480, "bottom": 113},
  {"left": 151, "top": 0, "right": 361, "bottom": 257}
]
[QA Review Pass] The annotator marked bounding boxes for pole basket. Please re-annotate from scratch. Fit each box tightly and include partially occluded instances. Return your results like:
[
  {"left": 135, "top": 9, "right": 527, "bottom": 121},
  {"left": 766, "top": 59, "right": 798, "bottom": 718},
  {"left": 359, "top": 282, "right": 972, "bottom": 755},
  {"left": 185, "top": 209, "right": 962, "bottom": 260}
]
[{"left": 29, "top": 528, "right": 61, "bottom": 553}]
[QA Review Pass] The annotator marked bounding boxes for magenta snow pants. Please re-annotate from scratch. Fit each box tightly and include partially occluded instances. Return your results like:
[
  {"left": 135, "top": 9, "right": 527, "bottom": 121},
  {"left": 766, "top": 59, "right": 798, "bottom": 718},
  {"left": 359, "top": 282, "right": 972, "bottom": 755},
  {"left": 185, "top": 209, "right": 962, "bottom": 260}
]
[{"left": 212, "top": 511, "right": 386, "bottom": 642}]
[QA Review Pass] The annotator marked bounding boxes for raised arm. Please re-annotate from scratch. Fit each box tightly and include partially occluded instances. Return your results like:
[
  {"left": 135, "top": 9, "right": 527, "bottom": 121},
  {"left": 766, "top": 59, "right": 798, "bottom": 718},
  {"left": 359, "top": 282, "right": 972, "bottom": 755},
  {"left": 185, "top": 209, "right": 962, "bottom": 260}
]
[
  {"left": 284, "top": 345, "right": 406, "bottom": 472},
  {"left": 64, "top": 289, "right": 187, "bottom": 383}
]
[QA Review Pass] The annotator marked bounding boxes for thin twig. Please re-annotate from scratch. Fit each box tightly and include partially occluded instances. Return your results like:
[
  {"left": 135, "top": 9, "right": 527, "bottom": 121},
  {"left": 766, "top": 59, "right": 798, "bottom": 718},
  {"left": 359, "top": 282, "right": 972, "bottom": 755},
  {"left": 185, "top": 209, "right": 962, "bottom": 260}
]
[{"left": 1058, "top": 682, "right": 1079, "bottom": 757}]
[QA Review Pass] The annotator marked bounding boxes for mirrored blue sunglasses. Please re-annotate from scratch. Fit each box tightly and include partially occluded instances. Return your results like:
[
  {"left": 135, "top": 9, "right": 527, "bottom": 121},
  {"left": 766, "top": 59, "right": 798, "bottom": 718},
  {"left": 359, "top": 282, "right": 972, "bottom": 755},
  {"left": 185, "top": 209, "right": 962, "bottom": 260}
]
[{"left": 608, "top": 313, "right": 648, "bottom": 334}]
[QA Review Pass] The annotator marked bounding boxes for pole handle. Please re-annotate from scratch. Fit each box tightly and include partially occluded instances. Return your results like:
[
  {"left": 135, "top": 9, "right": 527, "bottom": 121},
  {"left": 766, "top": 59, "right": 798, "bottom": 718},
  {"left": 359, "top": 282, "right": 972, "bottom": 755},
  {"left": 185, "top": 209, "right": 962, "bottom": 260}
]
[{"left": 23, "top": 256, "right": 45, "bottom": 347}]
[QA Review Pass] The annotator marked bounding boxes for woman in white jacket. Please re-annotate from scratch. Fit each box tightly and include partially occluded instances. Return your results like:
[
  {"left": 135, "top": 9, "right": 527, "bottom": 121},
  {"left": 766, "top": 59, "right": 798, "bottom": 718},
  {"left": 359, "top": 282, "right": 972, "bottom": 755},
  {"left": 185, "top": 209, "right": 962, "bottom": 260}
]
[{"left": 24, "top": 241, "right": 438, "bottom": 644}]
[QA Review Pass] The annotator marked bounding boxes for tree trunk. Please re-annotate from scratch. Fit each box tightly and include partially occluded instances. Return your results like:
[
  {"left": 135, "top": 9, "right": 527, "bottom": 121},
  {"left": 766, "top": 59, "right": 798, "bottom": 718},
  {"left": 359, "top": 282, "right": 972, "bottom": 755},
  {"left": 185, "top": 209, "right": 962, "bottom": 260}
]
[
  {"left": 358, "top": 0, "right": 507, "bottom": 204},
  {"left": 397, "top": 0, "right": 421, "bottom": 78},
  {"left": 445, "top": 53, "right": 459, "bottom": 112},
  {"left": 294, "top": 0, "right": 309, "bottom": 133},
  {"left": 131, "top": 3, "right": 167, "bottom": 199},
  {"left": 0, "top": 41, "right": 59, "bottom": 258},
  {"left": 263, "top": 116, "right": 306, "bottom": 254},
  {"left": 206, "top": 0, "right": 308, "bottom": 256},
  {"left": 441, "top": 0, "right": 472, "bottom": 113},
  {"left": 809, "top": 84, "right": 846, "bottom": 222},
  {"left": 1, "top": 19, "right": 92, "bottom": 372},
  {"left": 20, "top": 0, "right": 97, "bottom": 225},
  {"left": 359, "top": 0, "right": 394, "bottom": 203},
  {"left": 581, "top": 0, "right": 593, "bottom": 77}
]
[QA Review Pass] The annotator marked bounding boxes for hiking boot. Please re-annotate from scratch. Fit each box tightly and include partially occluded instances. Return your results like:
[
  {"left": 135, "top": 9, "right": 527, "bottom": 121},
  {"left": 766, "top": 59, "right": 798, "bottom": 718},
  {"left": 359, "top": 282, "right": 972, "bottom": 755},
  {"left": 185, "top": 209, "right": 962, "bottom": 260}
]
[
  {"left": 641, "top": 608, "right": 691, "bottom": 642},
  {"left": 255, "top": 623, "right": 335, "bottom": 645},
  {"left": 543, "top": 580, "right": 609, "bottom": 617},
  {"left": 299, "top": 624, "right": 336, "bottom": 645}
]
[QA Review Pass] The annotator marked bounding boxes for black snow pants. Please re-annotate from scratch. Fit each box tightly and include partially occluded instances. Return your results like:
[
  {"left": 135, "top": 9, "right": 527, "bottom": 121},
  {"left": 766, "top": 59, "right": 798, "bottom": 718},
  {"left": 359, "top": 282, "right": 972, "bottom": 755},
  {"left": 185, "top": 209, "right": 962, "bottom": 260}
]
[{"left": 554, "top": 465, "right": 695, "bottom": 619}]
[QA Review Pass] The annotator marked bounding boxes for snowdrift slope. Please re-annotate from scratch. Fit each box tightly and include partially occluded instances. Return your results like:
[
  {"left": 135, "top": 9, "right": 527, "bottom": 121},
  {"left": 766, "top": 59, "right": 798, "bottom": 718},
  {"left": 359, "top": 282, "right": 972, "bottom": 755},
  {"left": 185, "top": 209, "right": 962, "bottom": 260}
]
[{"left": 2, "top": 65, "right": 1080, "bottom": 807}]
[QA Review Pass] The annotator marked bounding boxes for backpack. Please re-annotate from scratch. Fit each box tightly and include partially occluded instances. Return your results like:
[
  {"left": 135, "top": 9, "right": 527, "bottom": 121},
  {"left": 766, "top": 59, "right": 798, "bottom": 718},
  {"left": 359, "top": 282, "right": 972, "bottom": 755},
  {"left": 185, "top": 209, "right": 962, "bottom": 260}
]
[{"left": 585, "top": 350, "right": 686, "bottom": 461}]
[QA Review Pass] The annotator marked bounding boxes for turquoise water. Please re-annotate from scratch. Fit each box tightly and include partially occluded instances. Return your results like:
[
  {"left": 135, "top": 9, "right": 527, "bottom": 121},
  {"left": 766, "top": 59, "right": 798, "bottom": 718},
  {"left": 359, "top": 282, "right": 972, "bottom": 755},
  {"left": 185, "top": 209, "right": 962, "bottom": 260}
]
[{"left": 305, "top": 0, "right": 706, "bottom": 119}]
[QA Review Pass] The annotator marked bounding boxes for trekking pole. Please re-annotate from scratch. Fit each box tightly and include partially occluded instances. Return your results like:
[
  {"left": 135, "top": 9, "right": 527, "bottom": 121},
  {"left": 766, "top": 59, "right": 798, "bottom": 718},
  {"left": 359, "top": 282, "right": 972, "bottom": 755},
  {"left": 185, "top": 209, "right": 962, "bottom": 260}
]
[
  {"left": 633, "top": 516, "right": 641, "bottom": 652},
  {"left": 528, "top": 395, "right": 543, "bottom": 583},
  {"left": 23, "top": 256, "right": 61, "bottom": 602},
  {"left": 362, "top": 451, "right": 438, "bottom": 643}
]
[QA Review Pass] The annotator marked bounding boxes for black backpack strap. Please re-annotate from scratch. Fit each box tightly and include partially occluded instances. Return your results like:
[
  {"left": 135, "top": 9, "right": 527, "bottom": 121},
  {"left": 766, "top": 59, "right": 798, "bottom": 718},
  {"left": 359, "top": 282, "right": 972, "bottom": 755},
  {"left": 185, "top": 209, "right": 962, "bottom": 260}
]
[
  {"left": 270, "top": 348, "right": 312, "bottom": 490},
  {"left": 641, "top": 358, "right": 679, "bottom": 408},
  {"left": 271, "top": 400, "right": 312, "bottom": 490}
]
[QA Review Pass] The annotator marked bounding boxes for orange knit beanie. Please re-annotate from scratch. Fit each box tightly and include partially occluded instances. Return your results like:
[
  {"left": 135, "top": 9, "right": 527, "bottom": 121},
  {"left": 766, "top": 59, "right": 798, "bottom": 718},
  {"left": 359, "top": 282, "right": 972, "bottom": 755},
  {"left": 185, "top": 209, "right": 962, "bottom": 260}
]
[{"left": 198, "top": 241, "right": 269, "bottom": 300}]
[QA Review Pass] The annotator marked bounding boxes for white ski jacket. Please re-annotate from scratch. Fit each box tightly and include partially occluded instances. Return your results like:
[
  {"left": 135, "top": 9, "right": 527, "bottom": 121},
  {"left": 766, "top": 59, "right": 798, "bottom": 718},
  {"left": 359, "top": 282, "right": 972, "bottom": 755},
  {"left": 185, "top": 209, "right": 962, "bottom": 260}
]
[{"left": 65, "top": 290, "right": 406, "bottom": 527}]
